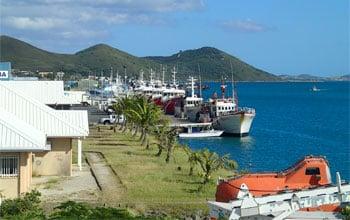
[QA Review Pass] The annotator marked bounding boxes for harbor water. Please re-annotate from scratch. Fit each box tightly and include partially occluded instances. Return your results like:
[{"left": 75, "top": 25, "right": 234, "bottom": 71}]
[{"left": 180, "top": 81, "right": 350, "bottom": 180}]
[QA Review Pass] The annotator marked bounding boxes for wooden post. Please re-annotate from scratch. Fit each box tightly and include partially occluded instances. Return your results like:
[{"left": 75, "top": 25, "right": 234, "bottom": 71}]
[{"left": 78, "top": 138, "right": 82, "bottom": 171}]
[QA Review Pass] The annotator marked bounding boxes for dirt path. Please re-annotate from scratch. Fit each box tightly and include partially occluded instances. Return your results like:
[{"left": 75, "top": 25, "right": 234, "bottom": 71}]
[
  {"left": 32, "top": 164, "right": 101, "bottom": 212},
  {"left": 85, "top": 151, "right": 125, "bottom": 204}
]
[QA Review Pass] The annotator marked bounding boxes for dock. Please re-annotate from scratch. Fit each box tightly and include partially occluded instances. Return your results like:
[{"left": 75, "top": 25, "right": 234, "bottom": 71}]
[{"left": 168, "top": 115, "right": 212, "bottom": 131}]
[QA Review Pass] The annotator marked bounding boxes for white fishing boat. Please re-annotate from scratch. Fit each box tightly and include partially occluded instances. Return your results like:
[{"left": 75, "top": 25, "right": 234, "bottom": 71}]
[
  {"left": 174, "top": 76, "right": 203, "bottom": 121},
  {"left": 209, "top": 80, "right": 255, "bottom": 136},
  {"left": 311, "top": 85, "right": 321, "bottom": 92},
  {"left": 178, "top": 123, "right": 223, "bottom": 138}
]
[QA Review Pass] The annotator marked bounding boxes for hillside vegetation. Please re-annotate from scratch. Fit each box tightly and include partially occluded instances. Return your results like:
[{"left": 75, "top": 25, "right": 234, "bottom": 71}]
[{"left": 0, "top": 35, "right": 278, "bottom": 81}]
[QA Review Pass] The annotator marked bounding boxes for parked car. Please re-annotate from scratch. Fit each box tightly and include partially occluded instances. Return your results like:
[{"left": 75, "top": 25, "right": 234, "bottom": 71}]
[{"left": 99, "top": 115, "right": 124, "bottom": 125}]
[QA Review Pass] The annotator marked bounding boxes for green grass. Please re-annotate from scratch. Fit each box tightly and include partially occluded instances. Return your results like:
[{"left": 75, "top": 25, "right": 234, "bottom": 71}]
[{"left": 77, "top": 126, "right": 234, "bottom": 216}]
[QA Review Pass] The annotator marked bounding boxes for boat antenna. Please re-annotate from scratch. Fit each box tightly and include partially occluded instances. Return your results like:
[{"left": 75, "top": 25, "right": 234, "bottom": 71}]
[{"left": 198, "top": 64, "right": 202, "bottom": 98}]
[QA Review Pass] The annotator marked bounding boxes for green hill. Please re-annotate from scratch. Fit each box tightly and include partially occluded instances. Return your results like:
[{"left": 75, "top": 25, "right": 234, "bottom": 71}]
[
  {"left": 0, "top": 35, "right": 278, "bottom": 81},
  {"left": 145, "top": 47, "right": 277, "bottom": 81}
]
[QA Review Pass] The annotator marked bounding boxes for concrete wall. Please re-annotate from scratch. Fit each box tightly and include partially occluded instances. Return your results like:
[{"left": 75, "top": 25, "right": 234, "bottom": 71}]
[
  {"left": 0, "top": 152, "right": 32, "bottom": 199},
  {"left": 32, "top": 138, "right": 72, "bottom": 176}
]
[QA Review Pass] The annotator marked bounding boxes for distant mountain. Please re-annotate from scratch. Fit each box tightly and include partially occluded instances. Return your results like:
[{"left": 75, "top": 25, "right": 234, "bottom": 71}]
[
  {"left": 279, "top": 74, "right": 350, "bottom": 82},
  {"left": 0, "top": 35, "right": 158, "bottom": 78},
  {"left": 0, "top": 35, "right": 278, "bottom": 81},
  {"left": 145, "top": 47, "right": 278, "bottom": 81}
]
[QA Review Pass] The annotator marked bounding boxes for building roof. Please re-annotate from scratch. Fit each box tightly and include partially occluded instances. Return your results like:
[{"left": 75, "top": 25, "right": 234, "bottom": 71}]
[
  {"left": 0, "top": 81, "right": 79, "bottom": 105},
  {"left": 0, "top": 108, "right": 48, "bottom": 152},
  {"left": 0, "top": 83, "right": 89, "bottom": 137},
  {"left": 57, "top": 110, "right": 89, "bottom": 136}
]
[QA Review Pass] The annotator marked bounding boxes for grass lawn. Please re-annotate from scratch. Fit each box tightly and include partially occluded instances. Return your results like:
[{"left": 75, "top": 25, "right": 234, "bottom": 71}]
[{"left": 74, "top": 125, "right": 235, "bottom": 217}]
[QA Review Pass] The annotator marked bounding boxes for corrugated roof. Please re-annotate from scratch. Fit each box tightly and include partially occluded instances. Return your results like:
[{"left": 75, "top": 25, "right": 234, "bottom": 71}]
[
  {"left": 57, "top": 110, "right": 89, "bottom": 136},
  {"left": 0, "top": 81, "right": 79, "bottom": 105},
  {"left": 0, "top": 108, "right": 48, "bottom": 151},
  {"left": 0, "top": 84, "right": 88, "bottom": 137}
]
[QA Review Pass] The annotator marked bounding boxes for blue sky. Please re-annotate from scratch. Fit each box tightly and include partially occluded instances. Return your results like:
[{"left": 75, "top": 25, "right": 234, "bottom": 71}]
[{"left": 0, "top": 0, "right": 348, "bottom": 76}]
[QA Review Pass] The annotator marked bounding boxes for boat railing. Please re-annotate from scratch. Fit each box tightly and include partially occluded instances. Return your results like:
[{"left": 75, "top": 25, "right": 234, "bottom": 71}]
[{"left": 237, "top": 107, "right": 255, "bottom": 114}]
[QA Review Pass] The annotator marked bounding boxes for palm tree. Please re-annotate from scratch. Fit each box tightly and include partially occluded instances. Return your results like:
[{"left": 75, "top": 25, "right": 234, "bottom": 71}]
[
  {"left": 164, "top": 127, "right": 179, "bottom": 163},
  {"left": 195, "top": 148, "right": 238, "bottom": 184},
  {"left": 152, "top": 118, "right": 170, "bottom": 157},
  {"left": 183, "top": 146, "right": 200, "bottom": 176},
  {"left": 116, "top": 96, "right": 132, "bottom": 132},
  {"left": 127, "top": 96, "right": 162, "bottom": 149},
  {"left": 112, "top": 100, "right": 124, "bottom": 132}
]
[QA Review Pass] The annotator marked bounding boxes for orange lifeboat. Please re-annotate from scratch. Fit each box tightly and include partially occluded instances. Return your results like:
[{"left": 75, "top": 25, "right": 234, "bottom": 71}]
[{"left": 216, "top": 156, "right": 333, "bottom": 203}]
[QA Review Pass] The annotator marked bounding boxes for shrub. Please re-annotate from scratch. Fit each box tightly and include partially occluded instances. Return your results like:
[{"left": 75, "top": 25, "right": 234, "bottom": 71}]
[
  {"left": 0, "top": 189, "right": 45, "bottom": 219},
  {"left": 342, "top": 205, "right": 350, "bottom": 220},
  {"left": 50, "top": 201, "right": 137, "bottom": 219}
]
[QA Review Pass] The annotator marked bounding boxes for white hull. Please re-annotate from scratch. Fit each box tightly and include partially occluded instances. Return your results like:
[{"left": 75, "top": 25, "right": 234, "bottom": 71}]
[
  {"left": 179, "top": 130, "right": 223, "bottom": 138},
  {"left": 213, "top": 112, "right": 255, "bottom": 136}
]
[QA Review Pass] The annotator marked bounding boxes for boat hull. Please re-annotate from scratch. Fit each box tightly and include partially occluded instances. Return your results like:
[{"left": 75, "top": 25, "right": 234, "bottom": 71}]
[
  {"left": 213, "top": 112, "right": 255, "bottom": 136},
  {"left": 179, "top": 130, "right": 224, "bottom": 138}
]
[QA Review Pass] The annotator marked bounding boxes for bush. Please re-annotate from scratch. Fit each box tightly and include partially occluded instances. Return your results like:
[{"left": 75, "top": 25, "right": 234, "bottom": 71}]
[
  {"left": 0, "top": 189, "right": 45, "bottom": 219},
  {"left": 342, "top": 205, "right": 350, "bottom": 220},
  {"left": 50, "top": 201, "right": 137, "bottom": 220}
]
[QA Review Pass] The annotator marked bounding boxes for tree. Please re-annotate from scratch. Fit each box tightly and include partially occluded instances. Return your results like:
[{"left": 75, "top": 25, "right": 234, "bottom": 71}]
[
  {"left": 152, "top": 118, "right": 171, "bottom": 157},
  {"left": 195, "top": 148, "right": 238, "bottom": 184},
  {"left": 183, "top": 145, "right": 200, "bottom": 176},
  {"left": 164, "top": 127, "right": 179, "bottom": 163},
  {"left": 126, "top": 96, "right": 162, "bottom": 149}
]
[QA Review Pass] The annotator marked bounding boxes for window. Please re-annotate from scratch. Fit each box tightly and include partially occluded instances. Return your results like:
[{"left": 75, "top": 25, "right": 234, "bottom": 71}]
[
  {"left": 305, "top": 167, "right": 320, "bottom": 175},
  {"left": 0, "top": 156, "right": 19, "bottom": 177}
]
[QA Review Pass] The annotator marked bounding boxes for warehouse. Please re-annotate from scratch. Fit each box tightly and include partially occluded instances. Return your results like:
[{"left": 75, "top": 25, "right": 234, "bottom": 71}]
[{"left": 0, "top": 82, "right": 89, "bottom": 199}]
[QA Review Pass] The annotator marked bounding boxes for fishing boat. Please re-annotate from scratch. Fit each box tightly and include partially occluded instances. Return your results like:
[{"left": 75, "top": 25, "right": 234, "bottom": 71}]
[
  {"left": 209, "top": 155, "right": 350, "bottom": 219},
  {"left": 161, "top": 67, "right": 186, "bottom": 114},
  {"left": 311, "top": 85, "right": 321, "bottom": 92},
  {"left": 174, "top": 76, "right": 203, "bottom": 121},
  {"left": 178, "top": 123, "right": 223, "bottom": 138},
  {"left": 208, "top": 80, "right": 255, "bottom": 136}
]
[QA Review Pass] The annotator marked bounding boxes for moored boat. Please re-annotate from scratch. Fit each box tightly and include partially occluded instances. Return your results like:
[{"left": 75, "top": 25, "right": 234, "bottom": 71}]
[{"left": 209, "top": 80, "right": 255, "bottom": 136}]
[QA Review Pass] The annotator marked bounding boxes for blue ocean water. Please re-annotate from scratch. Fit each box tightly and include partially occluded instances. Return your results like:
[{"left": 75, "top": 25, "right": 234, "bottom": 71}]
[{"left": 180, "top": 82, "right": 350, "bottom": 181}]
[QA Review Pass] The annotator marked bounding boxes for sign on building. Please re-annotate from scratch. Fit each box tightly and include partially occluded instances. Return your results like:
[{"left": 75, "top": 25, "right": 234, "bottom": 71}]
[
  {"left": 0, "top": 62, "right": 11, "bottom": 81},
  {"left": 0, "top": 71, "right": 9, "bottom": 79}
]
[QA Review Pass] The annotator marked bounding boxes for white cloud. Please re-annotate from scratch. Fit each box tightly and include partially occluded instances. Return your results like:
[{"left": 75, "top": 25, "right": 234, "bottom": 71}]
[
  {"left": 5, "top": 17, "right": 67, "bottom": 30},
  {"left": 0, "top": 0, "right": 204, "bottom": 52},
  {"left": 221, "top": 19, "right": 272, "bottom": 33}
]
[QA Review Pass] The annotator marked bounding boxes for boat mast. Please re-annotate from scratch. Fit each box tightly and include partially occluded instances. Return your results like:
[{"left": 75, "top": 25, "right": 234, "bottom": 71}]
[
  {"left": 162, "top": 66, "right": 165, "bottom": 86},
  {"left": 191, "top": 76, "right": 195, "bottom": 98},
  {"left": 172, "top": 66, "right": 177, "bottom": 88},
  {"left": 140, "top": 69, "right": 144, "bottom": 83},
  {"left": 230, "top": 61, "right": 238, "bottom": 109},
  {"left": 150, "top": 68, "right": 154, "bottom": 85},
  {"left": 110, "top": 66, "right": 113, "bottom": 83},
  {"left": 198, "top": 64, "right": 202, "bottom": 98}
]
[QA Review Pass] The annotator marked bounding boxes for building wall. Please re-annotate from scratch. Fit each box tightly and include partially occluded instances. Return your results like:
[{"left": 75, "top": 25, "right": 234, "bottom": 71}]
[
  {"left": 32, "top": 138, "right": 72, "bottom": 176},
  {"left": 0, "top": 152, "right": 32, "bottom": 199}
]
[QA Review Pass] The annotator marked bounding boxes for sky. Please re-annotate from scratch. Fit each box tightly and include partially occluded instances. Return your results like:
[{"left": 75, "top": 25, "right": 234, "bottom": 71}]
[{"left": 0, "top": 0, "right": 349, "bottom": 76}]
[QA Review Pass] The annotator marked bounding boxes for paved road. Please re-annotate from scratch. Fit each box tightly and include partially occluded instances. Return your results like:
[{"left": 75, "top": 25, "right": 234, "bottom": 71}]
[{"left": 85, "top": 151, "right": 125, "bottom": 203}]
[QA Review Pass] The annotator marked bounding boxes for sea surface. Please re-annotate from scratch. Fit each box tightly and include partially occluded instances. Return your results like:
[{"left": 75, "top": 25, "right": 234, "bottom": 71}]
[{"left": 179, "top": 81, "right": 350, "bottom": 181}]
